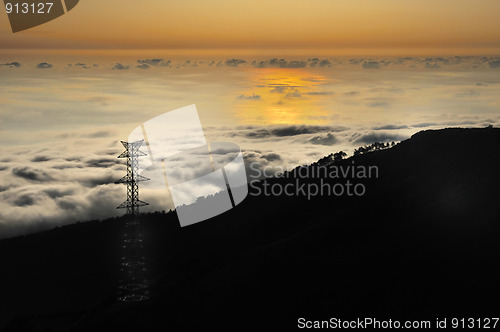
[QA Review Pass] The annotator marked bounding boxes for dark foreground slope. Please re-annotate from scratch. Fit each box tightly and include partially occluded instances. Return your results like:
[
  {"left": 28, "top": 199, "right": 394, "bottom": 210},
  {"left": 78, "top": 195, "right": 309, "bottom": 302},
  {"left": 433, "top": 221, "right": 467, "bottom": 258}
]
[{"left": 1, "top": 128, "right": 500, "bottom": 331}]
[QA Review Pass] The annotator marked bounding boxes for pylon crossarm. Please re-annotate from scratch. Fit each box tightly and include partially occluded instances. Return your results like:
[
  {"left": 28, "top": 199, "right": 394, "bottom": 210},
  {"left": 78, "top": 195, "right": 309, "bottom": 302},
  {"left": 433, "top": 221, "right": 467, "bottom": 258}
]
[
  {"left": 135, "top": 175, "right": 150, "bottom": 182},
  {"left": 118, "top": 151, "right": 129, "bottom": 158},
  {"left": 116, "top": 201, "right": 129, "bottom": 209},
  {"left": 115, "top": 174, "right": 132, "bottom": 184}
]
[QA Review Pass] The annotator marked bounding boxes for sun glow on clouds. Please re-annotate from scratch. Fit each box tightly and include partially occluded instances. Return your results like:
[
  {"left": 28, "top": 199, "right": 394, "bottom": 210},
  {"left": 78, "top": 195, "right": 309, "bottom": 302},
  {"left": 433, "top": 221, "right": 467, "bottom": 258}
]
[{"left": 235, "top": 69, "right": 331, "bottom": 125}]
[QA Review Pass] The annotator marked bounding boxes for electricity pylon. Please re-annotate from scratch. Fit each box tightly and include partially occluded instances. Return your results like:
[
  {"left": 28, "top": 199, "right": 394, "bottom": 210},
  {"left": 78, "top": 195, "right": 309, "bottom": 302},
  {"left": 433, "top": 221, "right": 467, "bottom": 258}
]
[
  {"left": 116, "top": 140, "right": 149, "bottom": 215},
  {"left": 115, "top": 140, "right": 150, "bottom": 302}
]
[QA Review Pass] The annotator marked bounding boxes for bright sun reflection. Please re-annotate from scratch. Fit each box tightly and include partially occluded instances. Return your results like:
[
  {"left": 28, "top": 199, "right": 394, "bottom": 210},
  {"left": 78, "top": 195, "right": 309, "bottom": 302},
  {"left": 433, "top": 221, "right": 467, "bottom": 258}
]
[{"left": 234, "top": 69, "right": 332, "bottom": 125}]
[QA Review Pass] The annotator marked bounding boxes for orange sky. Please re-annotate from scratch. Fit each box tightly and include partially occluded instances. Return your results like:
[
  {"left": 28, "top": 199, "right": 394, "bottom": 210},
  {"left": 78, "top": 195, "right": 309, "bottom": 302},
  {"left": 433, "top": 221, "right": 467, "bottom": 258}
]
[{"left": 1, "top": 0, "right": 500, "bottom": 55}]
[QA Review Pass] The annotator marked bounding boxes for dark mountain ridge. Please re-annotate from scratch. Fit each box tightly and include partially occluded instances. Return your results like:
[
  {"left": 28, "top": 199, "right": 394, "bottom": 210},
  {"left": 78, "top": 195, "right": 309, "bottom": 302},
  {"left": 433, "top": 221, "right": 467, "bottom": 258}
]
[{"left": 1, "top": 127, "right": 500, "bottom": 331}]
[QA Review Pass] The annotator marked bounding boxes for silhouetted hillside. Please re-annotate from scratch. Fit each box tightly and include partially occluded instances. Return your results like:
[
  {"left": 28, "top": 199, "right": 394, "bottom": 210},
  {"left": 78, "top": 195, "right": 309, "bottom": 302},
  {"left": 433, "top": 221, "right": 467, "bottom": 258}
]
[{"left": 1, "top": 127, "right": 500, "bottom": 331}]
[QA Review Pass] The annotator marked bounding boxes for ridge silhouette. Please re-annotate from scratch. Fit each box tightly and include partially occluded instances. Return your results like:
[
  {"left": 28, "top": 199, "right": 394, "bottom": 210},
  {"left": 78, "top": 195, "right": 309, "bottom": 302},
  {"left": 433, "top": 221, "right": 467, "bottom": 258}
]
[{"left": 1, "top": 127, "right": 499, "bottom": 331}]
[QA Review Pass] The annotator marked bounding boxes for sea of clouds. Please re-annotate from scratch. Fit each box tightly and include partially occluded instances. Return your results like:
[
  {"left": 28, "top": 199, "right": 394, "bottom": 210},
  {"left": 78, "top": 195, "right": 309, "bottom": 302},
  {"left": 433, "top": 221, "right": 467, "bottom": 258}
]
[{"left": 1, "top": 55, "right": 499, "bottom": 239}]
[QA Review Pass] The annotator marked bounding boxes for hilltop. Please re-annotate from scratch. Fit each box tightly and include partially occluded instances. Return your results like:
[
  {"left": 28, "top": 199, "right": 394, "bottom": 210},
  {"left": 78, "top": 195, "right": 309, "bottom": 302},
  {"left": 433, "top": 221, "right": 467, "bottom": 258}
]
[{"left": 1, "top": 127, "right": 500, "bottom": 331}]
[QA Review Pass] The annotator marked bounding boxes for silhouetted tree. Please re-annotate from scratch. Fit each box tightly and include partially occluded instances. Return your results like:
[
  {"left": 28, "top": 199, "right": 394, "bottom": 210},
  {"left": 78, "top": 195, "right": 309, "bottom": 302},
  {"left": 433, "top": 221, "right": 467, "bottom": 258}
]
[
  {"left": 316, "top": 153, "right": 334, "bottom": 166},
  {"left": 354, "top": 141, "right": 395, "bottom": 156},
  {"left": 333, "top": 151, "right": 347, "bottom": 162}
]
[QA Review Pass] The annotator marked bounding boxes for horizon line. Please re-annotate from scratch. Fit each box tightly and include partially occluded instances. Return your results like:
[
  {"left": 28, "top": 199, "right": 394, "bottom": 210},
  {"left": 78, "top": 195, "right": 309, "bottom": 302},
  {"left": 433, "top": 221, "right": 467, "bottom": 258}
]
[{"left": 1, "top": 47, "right": 500, "bottom": 57}]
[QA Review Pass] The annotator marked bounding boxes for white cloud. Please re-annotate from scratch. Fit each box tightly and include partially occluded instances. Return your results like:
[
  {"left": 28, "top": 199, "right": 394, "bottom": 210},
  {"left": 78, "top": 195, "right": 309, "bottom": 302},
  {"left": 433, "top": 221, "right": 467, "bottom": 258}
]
[{"left": 1, "top": 55, "right": 500, "bottom": 238}]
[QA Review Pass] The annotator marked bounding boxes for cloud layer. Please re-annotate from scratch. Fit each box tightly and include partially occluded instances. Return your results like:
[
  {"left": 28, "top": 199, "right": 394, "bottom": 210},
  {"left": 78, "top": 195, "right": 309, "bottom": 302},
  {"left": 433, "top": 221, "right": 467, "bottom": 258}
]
[
  {"left": 2, "top": 56, "right": 500, "bottom": 72},
  {"left": 1, "top": 55, "right": 500, "bottom": 239}
]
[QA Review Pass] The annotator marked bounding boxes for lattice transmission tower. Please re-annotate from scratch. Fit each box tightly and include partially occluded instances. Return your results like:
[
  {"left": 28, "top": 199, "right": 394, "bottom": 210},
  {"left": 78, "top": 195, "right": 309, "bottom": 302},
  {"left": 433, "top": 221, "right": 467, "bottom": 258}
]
[
  {"left": 115, "top": 140, "right": 150, "bottom": 302},
  {"left": 116, "top": 140, "right": 150, "bottom": 215}
]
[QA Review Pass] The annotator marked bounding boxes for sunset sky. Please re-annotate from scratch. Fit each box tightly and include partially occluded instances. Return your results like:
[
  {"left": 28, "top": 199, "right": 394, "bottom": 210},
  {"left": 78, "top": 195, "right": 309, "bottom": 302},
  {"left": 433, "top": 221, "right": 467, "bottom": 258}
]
[{"left": 1, "top": 0, "right": 500, "bottom": 55}]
